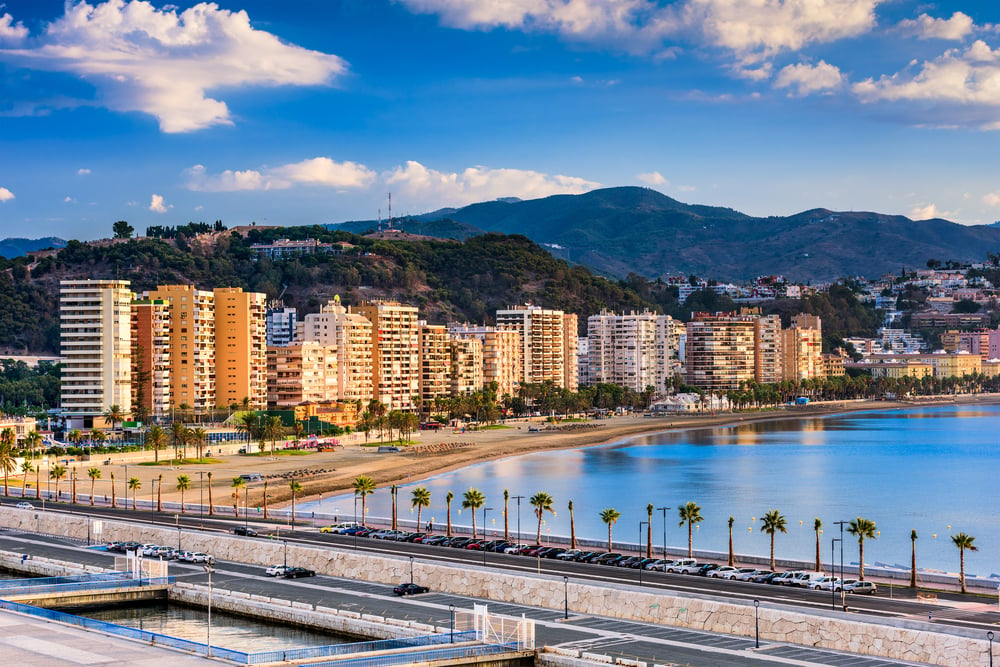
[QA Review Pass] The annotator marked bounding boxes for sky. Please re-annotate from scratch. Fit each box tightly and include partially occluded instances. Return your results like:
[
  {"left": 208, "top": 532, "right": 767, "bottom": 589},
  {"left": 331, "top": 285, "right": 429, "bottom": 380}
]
[{"left": 2, "top": 0, "right": 1000, "bottom": 241}]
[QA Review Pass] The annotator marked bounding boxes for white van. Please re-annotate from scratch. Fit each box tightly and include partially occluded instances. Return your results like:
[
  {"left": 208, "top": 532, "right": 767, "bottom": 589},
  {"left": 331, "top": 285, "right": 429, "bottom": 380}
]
[{"left": 790, "top": 571, "right": 826, "bottom": 587}]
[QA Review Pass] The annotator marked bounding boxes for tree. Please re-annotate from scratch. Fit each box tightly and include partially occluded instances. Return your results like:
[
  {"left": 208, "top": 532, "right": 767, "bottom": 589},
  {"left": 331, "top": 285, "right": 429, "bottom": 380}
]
[
  {"left": 910, "top": 529, "right": 918, "bottom": 589},
  {"left": 0, "top": 439, "right": 14, "bottom": 496},
  {"left": 677, "top": 502, "right": 704, "bottom": 558},
  {"left": 231, "top": 475, "right": 246, "bottom": 515},
  {"left": 21, "top": 461, "right": 33, "bottom": 499},
  {"left": 646, "top": 504, "right": 654, "bottom": 558},
  {"left": 171, "top": 422, "right": 188, "bottom": 462},
  {"left": 146, "top": 425, "right": 166, "bottom": 463},
  {"left": 176, "top": 475, "right": 191, "bottom": 513},
  {"left": 23, "top": 430, "right": 41, "bottom": 459},
  {"left": 289, "top": 480, "right": 303, "bottom": 526},
  {"left": 237, "top": 412, "right": 259, "bottom": 451},
  {"left": 264, "top": 416, "right": 284, "bottom": 454},
  {"left": 390, "top": 484, "right": 398, "bottom": 531},
  {"left": 189, "top": 427, "right": 207, "bottom": 460},
  {"left": 951, "top": 532, "right": 977, "bottom": 594},
  {"left": 112, "top": 220, "right": 134, "bottom": 239},
  {"left": 728, "top": 516, "right": 735, "bottom": 567},
  {"left": 87, "top": 467, "right": 101, "bottom": 506},
  {"left": 568, "top": 500, "right": 576, "bottom": 550},
  {"left": 103, "top": 404, "right": 127, "bottom": 433},
  {"left": 411, "top": 486, "right": 431, "bottom": 529},
  {"left": 49, "top": 464, "right": 67, "bottom": 501},
  {"left": 462, "top": 488, "right": 486, "bottom": 538},
  {"left": 600, "top": 507, "right": 621, "bottom": 552},
  {"left": 110, "top": 471, "right": 116, "bottom": 508},
  {"left": 207, "top": 471, "right": 214, "bottom": 515},
  {"left": 523, "top": 492, "right": 553, "bottom": 545},
  {"left": 847, "top": 517, "right": 877, "bottom": 581},
  {"left": 127, "top": 476, "right": 141, "bottom": 509},
  {"left": 814, "top": 518, "right": 823, "bottom": 572},
  {"left": 760, "top": 510, "right": 788, "bottom": 570},
  {"left": 503, "top": 488, "right": 510, "bottom": 541},
  {"left": 352, "top": 476, "right": 376, "bottom": 526},
  {"left": 446, "top": 490, "right": 454, "bottom": 537},
  {"left": 157, "top": 473, "right": 163, "bottom": 512}
]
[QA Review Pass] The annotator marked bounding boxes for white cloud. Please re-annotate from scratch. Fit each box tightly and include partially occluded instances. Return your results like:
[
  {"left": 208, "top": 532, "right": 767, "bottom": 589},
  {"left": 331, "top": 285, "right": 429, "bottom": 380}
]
[
  {"left": 676, "top": 184, "right": 697, "bottom": 192},
  {"left": 896, "top": 12, "right": 974, "bottom": 41},
  {"left": 384, "top": 160, "right": 600, "bottom": 207},
  {"left": 909, "top": 203, "right": 954, "bottom": 220},
  {"left": 853, "top": 41, "right": 1000, "bottom": 129},
  {"left": 64, "top": 196, "right": 74, "bottom": 203},
  {"left": 0, "top": 1, "right": 347, "bottom": 132},
  {"left": 636, "top": 171, "right": 668, "bottom": 186},
  {"left": 77, "top": 168, "right": 91, "bottom": 175},
  {"left": 0, "top": 12, "right": 27, "bottom": 42},
  {"left": 149, "top": 193, "right": 171, "bottom": 213},
  {"left": 983, "top": 192, "right": 1000, "bottom": 208},
  {"left": 185, "top": 157, "right": 376, "bottom": 192},
  {"left": 0, "top": 187, "right": 14, "bottom": 202},
  {"left": 774, "top": 60, "right": 843, "bottom": 95}
]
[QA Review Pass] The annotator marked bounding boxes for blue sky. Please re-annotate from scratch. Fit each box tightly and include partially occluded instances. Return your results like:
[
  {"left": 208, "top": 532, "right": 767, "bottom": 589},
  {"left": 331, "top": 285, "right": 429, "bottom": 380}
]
[{"left": 1, "top": 0, "right": 1000, "bottom": 241}]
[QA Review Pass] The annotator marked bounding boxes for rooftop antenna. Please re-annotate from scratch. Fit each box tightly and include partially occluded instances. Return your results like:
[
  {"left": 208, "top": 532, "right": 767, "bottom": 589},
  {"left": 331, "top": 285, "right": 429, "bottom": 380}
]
[
  {"left": 378, "top": 208, "right": 382, "bottom": 234},
  {"left": 388, "top": 192, "right": 392, "bottom": 231}
]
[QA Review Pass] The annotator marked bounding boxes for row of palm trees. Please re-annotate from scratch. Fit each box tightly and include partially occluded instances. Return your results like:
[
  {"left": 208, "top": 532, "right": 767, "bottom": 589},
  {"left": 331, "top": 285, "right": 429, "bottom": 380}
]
[{"left": 345, "top": 480, "right": 983, "bottom": 594}]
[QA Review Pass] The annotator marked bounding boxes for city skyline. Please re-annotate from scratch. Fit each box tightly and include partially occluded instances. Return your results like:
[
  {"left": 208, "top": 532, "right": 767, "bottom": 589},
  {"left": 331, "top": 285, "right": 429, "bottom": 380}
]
[{"left": 2, "top": 1, "right": 1000, "bottom": 241}]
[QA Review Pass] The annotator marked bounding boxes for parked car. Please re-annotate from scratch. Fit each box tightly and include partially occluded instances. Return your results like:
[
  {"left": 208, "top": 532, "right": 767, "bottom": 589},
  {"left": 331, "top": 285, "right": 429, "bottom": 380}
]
[
  {"left": 811, "top": 576, "right": 842, "bottom": 591},
  {"left": 556, "top": 549, "right": 582, "bottom": 561},
  {"left": 771, "top": 571, "right": 803, "bottom": 585},
  {"left": 789, "top": 572, "right": 825, "bottom": 588},
  {"left": 464, "top": 540, "right": 488, "bottom": 550},
  {"left": 543, "top": 548, "right": 567, "bottom": 559},
  {"left": 188, "top": 552, "right": 214, "bottom": 564},
  {"left": 393, "top": 582, "right": 430, "bottom": 596},
  {"left": 449, "top": 538, "right": 475, "bottom": 549},
  {"left": 503, "top": 543, "right": 527, "bottom": 554},
  {"left": 644, "top": 559, "right": 668, "bottom": 571},
  {"left": 488, "top": 541, "right": 513, "bottom": 552},
  {"left": 265, "top": 565, "right": 290, "bottom": 577},
  {"left": 576, "top": 551, "right": 601, "bottom": 563},
  {"left": 593, "top": 552, "right": 623, "bottom": 565},
  {"left": 616, "top": 556, "right": 642, "bottom": 568},
  {"left": 739, "top": 569, "right": 771, "bottom": 582},
  {"left": 753, "top": 571, "right": 782, "bottom": 584},
  {"left": 630, "top": 558, "right": 657, "bottom": 570},
  {"left": 707, "top": 566, "right": 741, "bottom": 579},
  {"left": 15, "top": 502, "right": 32, "bottom": 510},
  {"left": 421, "top": 535, "right": 448, "bottom": 546},
  {"left": 233, "top": 526, "right": 258, "bottom": 537},
  {"left": 665, "top": 559, "right": 699, "bottom": 574},
  {"left": 696, "top": 563, "right": 721, "bottom": 576},
  {"left": 846, "top": 580, "right": 878, "bottom": 595},
  {"left": 283, "top": 567, "right": 316, "bottom": 579}
]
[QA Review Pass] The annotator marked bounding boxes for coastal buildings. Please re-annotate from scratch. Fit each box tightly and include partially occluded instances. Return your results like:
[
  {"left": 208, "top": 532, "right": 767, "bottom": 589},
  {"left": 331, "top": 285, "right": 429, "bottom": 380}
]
[
  {"left": 265, "top": 306, "right": 298, "bottom": 347},
  {"left": 59, "top": 279, "right": 133, "bottom": 426},
  {"left": 299, "top": 297, "right": 374, "bottom": 404},
  {"left": 781, "top": 314, "right": 823, "bottom": 382},
  {"left": 130, "top": 297, "right": 171, "bottom": 419},
  {"left": 685, "top": 312, "right": 758, "bottom": 390},
  {"left": 356, "top": 300, "right": 420, "bottom": 411},
  {"left": 266, "top": 342, "right": 339, "bottom": 408},
  {"left": 214, "top": 287, "right": 268, "bottom": 410},
  {"left": 586, "top": 310, "right": 672, "bottom": 392},
  {"left": 496, "top": 304, "right": 578, "bottom": 390},
  {"left": 448, "top": 324, "right": 522, "bottom": 398}
]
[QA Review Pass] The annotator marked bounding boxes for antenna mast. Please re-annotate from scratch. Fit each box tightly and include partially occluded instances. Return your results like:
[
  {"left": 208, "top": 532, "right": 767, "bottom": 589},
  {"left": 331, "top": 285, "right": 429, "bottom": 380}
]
[
  {"left": 388, "top": 192, "right": 392, "bottom": 231},
  {"left": 377, "top": 208, "right": 382, "bottom": 234}
]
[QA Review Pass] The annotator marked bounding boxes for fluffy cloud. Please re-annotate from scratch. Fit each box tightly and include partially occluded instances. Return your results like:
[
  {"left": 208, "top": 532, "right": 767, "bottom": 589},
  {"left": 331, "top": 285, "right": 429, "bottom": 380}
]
[
  {"left": 0, "top": 12, "right": 27, "bottom": 42},
  {"left": 774, "top": 60, "right": 843, "bottom": 95},
  {"left": 853, "top": 41, "right": 1000, "bottom": 129},
  {"left": 896, "top": 12, "right": 974, "bottom": 41},
  {"left": 0, "top": 187, "right": 14, "bottom": 202},
  {"left": 77, "top": 168, "right": 91, "bottom": 175},
  {"left": 149, "top": 194, "right": 170, "bottom": 213},
  {"left": 185, "top": 158, "right": 376, "bottom": 192},
  {"left": 636, "top": 171, "right": 668, "bottom": 186},
  {"left": 983, "top": 192, "right": 1000, "bottom": 208},
  {"left": 0, "top": 1, "right": 346, "bottom": 132},
  {"left": 384, "top": 160, "right": 600, "bottom": 207},
  {"left": 909, "top": 203, "right": 953, "bottom": 220}
]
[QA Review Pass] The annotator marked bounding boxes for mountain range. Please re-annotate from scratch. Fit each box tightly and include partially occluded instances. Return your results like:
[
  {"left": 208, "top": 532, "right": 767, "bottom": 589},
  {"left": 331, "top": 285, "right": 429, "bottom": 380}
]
[{"left": 332, "top": 187, "right": 1000, "bottom": 281}]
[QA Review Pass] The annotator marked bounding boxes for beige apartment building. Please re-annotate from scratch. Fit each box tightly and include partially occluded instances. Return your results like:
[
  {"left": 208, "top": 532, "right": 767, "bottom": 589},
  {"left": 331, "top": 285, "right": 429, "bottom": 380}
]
[
  {"left": 496, "top": 304, "right": 578, "bottom": 390},
  {"left": 418, "top": 323, "right": 451, "bottom": 407},
  {"left": 586, "top": 310, "right": 668, "bottom": 392},
  {"left": 356, "top": 300, "right": 420, "bottom": 411},
  {"left": 448, "top": 324, "right": 522, "bottom": 398},
  {"left": 781, "top": 314, "right": 823, "bottom": 381},
  {"left": 299, "top": 296, "right": 373, "bottom": 403},
  {"left": 131, "top": 298, "right": 171, "bottom": 419},
  {"left": 755, "top": 314, "right": 783, "bottom": 384},
  {"left": 59, "top": 279, "right": 133, "bottom": 424},
  {"left": 266, "top": 342, "right": 339, "bottom": 408},
  {"left": 450, "top": 336, "right": 483, "bottom": 395},
  {"left": 685, "top": 312, "right": 757, "bottom": 391},
  {"left": 214, "top": 287, "right": 267, "bottom": 410}
]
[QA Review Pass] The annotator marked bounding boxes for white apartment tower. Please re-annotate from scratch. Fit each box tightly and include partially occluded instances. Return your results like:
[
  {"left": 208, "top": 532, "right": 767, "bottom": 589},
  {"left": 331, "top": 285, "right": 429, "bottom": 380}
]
[
  {"left": 587, "top": 310, "right": 671, "bottom": 393},
  {"left": 60, "top": 279, "right": 133, "bottom": 423},
  {"left": 299, "top": 296, "right": 373, "bottom": 403},
  {"left": 265, "top": 306, "right": 298, "bottom": 347},
  {"left": 356, "top": 300, "right": 420, "bottom": 411}
]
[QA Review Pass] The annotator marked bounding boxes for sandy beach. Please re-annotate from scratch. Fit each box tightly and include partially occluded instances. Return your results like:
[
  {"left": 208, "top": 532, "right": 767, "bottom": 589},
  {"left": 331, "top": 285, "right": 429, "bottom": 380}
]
[{"left": 118, "top": 393, "right": 994, "bottom": 511}]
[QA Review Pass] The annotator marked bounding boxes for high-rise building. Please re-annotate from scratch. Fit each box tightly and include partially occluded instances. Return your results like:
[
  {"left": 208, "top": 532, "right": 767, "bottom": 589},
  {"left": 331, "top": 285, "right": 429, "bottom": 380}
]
[
  {"left": 131, "top": 298, "right": 171, "bottom": 419},
  {"left": 562, "top": 313, "right": 579, "bottom": 391},
  {"left": 418, "top": 323, "right": 451, "bottom": 407},
  {"left": 214, "top": 287, "right": 267, "bottom": 410},
  {"left": 59, "top": 279, "right": 133, "bottom": 425},
  {"left": 448, "top": 324, "right": 522, "bottom": 398},
  {"left": 450, "top": 336, "right": 483, "bottom": 396},
  {"left": 266, "top": 343, "right": 339, "bottom": 408},
  {"left": 356, "top": 300, "right": 420, "bottom": 411},
  {"left": 577, "top": 337, "right": 590, "bottom": 387},
  {"left": 685, "top": 312, "right": 757, "bottom": 390},
  {"left": 755, "top": 315, "right": 783, "bottom": 384},
  {"left": 586, "top": 310, "right": 666, "bottom": 392},
  {"left": 496, "top": 305, "right": 577, "bottom": 390},
  {"left": 265, "top": 306, "right": 298, "bottom": 347},
  {"left": 299, "top": 296, "right": 373, "bottom": 403},
  {"left": 781, "top": 314, "right": 823, "bottom": 381}
]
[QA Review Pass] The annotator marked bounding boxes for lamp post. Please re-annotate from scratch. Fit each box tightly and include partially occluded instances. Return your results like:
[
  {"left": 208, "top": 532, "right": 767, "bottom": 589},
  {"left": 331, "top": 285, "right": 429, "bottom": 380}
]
[
  {"left": 408, "top": 555, "right": 415, "bottom": 584},
  {"left": 656, "top": 506, "right": 670, "bottom": 560},
  {"left": 175, "top": 514, "right": 181, "bottom": 550},
  {"left": 511, "top": 496, "right": 525, "bottom": 543},
  {"left": 563, "top": 575, "right": 569, "bottom": 620},
  {"left": 988, "top": 630, "right": 995, "bottom": 667},
  {"left": 831, "top": 537, "right": 842, "bottom": 610},
  {"left": 199, "top": 471, "right": 204, "bottom": 521},
  {"left": 150, "top": 478, "right": 157, "bottom": 524},
  {"left": 204, "top": 563, "right": 214, "bottom": 657},
  {"left": 449, "top": 604, "right": 455, "bottom": 643},
  {"left": 244, "top": 486, "right": 249, "bottom": 533},
  {"left": 283, "top": 539, "right": 288, "bottom": 568},
  {"left": 753, "top": 599, "right": 760, "bottom": 649},
  {"left": 639, "top": 521, "right": 648, "bottom": 586},
  {"left": 353, "top": 494, "right": 359, "bottom": 550},
  {"left": 834, "top": 520, "right": 847, "bottom": 608},
  {"left": 482, "top": 507, "right": 493, "bottom": 567}
]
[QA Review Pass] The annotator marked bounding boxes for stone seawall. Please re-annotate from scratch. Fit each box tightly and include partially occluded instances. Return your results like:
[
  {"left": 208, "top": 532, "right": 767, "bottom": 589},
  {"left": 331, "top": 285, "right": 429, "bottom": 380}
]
[{"left": 1, "top": 507, "right": 993, "bottom": 666}]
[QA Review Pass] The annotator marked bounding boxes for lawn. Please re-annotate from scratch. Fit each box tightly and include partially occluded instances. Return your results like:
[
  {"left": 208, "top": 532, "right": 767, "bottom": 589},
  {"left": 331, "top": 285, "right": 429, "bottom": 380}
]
[{"left": 138, "top": 458, "right": 224, "bottom": 466}]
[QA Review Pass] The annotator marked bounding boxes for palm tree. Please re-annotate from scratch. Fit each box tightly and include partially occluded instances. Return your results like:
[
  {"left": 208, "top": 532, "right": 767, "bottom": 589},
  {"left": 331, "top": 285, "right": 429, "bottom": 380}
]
[
  {"left": 728, "top": 516, "right": 735, "bottom": 566},
  {"left": 352, "top": 476, "right": 376, "bottom": 526},
  {"left": 67, "top": 429, "right": 83, "bottom": 449},
  {"left": 600, "top": 507, "right": 621, "bottom": 552},
  {"left": 647, "top": 503, "right": 654, "bottom": 558},
  {"left": 50, "top": 465, "right": 67, "bottom": 501},
  {"left": 176, "top": 475, "right": 191, "bottom": 513},
  {"left": 22, "top": 430, "right": 41, "bottom": 460},
  {"left": 110, "top": 471, "right": 116, "bottom": 508},
  {"left": 951, "top": 532, "right": 977, "bottom": 593},
  {"left": 462, "top": 488, "right": 486, "bottom": 538},
  {"left": 847, "top": 517, "right": 877, "bottom": 581},
  {"left": 446, "top": 491, "right": 454, "bottom": 537},
  {"left": 87, "top": 467, "right": 101, "bottom": 506},
  {"left": 237, "top": 411, "right": 258, "bottom": 452},
  {"left": 90, "top": 429, "right": 106, "bottom": 449},
  {"left": 189, "top": 427, "right": 207, "bottom": 461},
  {"left": 503, "top": 488, "right": 510, "bottom": 541},
  {"left": 411, "top": 487, "right": 431, "bottom": 528},
  {"left": 814, "top": 518, "right": 823, "bottom": 572},
  {"left": 677, "top": 501, "right": 704, "bottom": 558},
  {"left": 390, "top": 484, "right": 398, "bottom": 530},
  {"left": 759, "top": 510, "right": 788, "bottom": 570},
  {"left": 20, "top": 461, "right": 33, "bottom": 499},
  {"left": 289, "top": 480, "right": 303, "bottom": 526},
  {"left": 127, "top": 477, "right": 141, "bottom": 509},
  {"left": 530, "top": 491, "right": 555, "bottom": 543},
  {"left": 207, "top": 471, "right": 214, "bottom": 515},
  {"left": 170, "top": 422, "right": 188, "bottom": 462},
  {"left": 0, "top": 439, "right": 15, "bottom": 496},
  {"left": 568, "top": 500, "right": 576, "bottom": 549},
  {"left": 34, "top": 463, "right": 40, "bottom": 500},
  {"left": 103, "top": 404, "right": 127, "bottom": 433},
  {"left": 157, "top": 473, "right": 163, "bottom": 512},
  {"left": 231, "top": 476, "right": 246, "bottom": 515},
  {"left": 264, "top": 416, "right": 284, "bottom": 454},
  {"left": 146, "top": 425, "right": 166, "bottom": 463},
  {"left": 910, "top": 529, "right": 918, "bottom": 589}
]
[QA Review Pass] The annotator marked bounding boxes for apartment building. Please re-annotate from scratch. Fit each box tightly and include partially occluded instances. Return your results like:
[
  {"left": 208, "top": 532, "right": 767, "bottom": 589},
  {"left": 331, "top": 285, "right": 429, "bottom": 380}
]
[
  {"left": 781, "top": 314, "right": 823, "bottom": 381},
  {"left": 755, "top": 315, "right": 783, "bottom": 384},
  {"left": 265, "top": 306, "right": 298, "bottom": 347},
  {"left": 450, "top": 336, "right": 483, "bottom": 395},
  {"left": 144, "top": 285, "right": 216, "bottom": 412},
  {"left": 356, "top": 300, "right": 420, "bottom": 411},
  {"left": 418, "top": 323, "right": 451, "bottom": 407},
  {"left": 448, "top": 324, "right": 522, "bottom": 398},
  {"left": 496, "top": 304, "right": 578, "bottom": 390},
  {"left": 299, "top": 297, "right": 374, "bottom": 403},
  {"left": 577, "top": 337, "right": 590, "bottom": 388},
  {"left": 586, "top": 310, "right": 666, "bottom": 392},
  {"left": 131, "top": 298, "right": 171, "bottom": 419},
  {"left": 685, "top": 312, "right": 757, "bottom": 390},
  {"left": 59, "top": 279, "right": 133, "bottom": 425},
  {"left": 214, "top": 287, "right": 267, "bottom": 410},
  {"left": 266, "top": 343, "right": 338, "bottom": 408}
]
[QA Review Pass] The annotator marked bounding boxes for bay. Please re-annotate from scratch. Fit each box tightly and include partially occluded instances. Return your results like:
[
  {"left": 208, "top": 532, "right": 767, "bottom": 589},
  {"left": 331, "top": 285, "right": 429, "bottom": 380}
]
[{"left": 302, "top": 405, "right": 1000, "bottom": 577}]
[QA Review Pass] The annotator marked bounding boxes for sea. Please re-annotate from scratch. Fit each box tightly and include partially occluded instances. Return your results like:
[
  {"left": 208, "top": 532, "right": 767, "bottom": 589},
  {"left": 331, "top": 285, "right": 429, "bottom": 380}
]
[{"left": 300, "top": 404, "right": 1000, "bottom": 577}]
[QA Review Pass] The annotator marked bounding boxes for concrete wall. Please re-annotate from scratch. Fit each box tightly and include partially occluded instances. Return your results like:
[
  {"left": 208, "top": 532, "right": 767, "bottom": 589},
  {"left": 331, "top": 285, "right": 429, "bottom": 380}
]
[{"left": 1, "top": 507, "right": 993, "bottom": 666}]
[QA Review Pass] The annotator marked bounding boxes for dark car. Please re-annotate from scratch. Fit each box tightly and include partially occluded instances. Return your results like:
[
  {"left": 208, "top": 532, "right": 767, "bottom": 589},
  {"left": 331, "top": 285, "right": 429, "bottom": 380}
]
[
  {"left": 282, "top": 567, "right": 316, "bottom": 579},
  {"left": 404, "top": 533, "right": 426, "bottom": 542},
  {"left": 631, "top": 558, "right": 657, "bottom": 569},
  {"left": 488, "top": 541, "right": 512, "bottom": 552},
  {"left": 518, "top": 544, "right": 543, "bottom": 556},
  {"left": 543, "top": 548, "right": 567, "bottom": 559},
  {"left": 575, "top": 551, "right": 599, "bottom": 562},
  {"left": 593, "top": 552, "right": 623, "bottom": 565},
  {"left": 465, "top": 540, "right": 488, "bottom": 550},
  {"left": 449, "top": 538, "right": 474, "bottom": 549},
  {"left": 393, "top": 582, "right": 430, "bottom": 596},
  {"left": 756, "top": 571, "right": 782, "bottom": 584},
  {"left": 421, "top": 535, "right": 448, "bottom": 546},
  {"left": 617, "top": 556, "right": 642, "bottom": 568},
  {"left": 233, "top": 526, "right": 258, "bottom": 537},
  {"left": 696, "top": 563, "right": 721, "bottom": 576}
]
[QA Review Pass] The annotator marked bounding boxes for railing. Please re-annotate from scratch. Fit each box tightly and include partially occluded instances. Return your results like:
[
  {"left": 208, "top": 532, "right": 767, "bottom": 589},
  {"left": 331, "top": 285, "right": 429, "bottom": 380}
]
[
  {"left": 246, "top": 631, "right": 478, "bottom": 665},
  {"left": 0, "top": 572, "right": 132, "bottom": 590},
  {"left": 303, "top": 642, "right": 521, "bottom": 667},
  {"left": 0, "top": 576, "right": 173, "bottom": 597}
]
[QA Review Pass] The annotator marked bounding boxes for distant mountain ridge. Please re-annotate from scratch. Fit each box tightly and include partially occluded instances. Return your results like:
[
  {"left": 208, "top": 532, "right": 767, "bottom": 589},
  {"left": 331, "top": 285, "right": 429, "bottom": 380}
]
[
  {"left": 0, "top": 237, "right": 66, "bottom": 259},
  {"left": 331, "top": 187, "right": 1000, "bottom": 281}
]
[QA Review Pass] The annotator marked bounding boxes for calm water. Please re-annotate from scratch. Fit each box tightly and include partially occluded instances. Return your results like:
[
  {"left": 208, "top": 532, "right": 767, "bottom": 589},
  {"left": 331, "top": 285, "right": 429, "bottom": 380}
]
[
  {"left": 303, "top": 405, "right": 1000, "bottom": 576},
  {"left": 78, "top": 603, "right": 348, "bottom": 652}
]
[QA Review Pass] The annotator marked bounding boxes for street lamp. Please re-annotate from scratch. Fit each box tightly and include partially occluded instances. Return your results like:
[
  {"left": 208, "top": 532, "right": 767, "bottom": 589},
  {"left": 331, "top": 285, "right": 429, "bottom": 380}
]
[
  {"left": 753, "top": 599, "right": 760, "bottom": 649},
  {"left": 283, "top": 540, "right": 288, "bottom": 568},
  {"left": 563, "top": 575, "right": 569, "bottom": 620},
  {"left": 834, "top": 520, "right": 848, "bottom": 608},
  {"left": 204, "top": 563, "right": 214, "bottom": 657},
  {"left": 988, "top": 630, "right": 995, "bottom": 667},
  {"left": 199, "top": 471, "right": 204, "bottom": 521},
  {"left": 409, "top": 555, "right": 414, "bottom": 584},
  {"left": 175, "top": 514, "right": 181, "bottom": 550},
  {"left": 244, "top": 486, "right": 249, "bottom": 533},
  {"left": 511, "top": 496, "right": 525, "bottom": 543},
  {"left": 639, "top": 521, "right": 649, "bottom": 586},
  {"left": 449, "top": 604, "right": 455, "bottom": 643},
  {"left": 482, "top": 507, "right": 493, "bottom": 567},
  {"left": 151, "top": 478, "right": 157, "bottom": 524},
  {"left": 831, "top": 537, "right": 842, "bottom": 610},
  {"left": 656, "top": 506, "right": 671, "bottom": 560}
]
